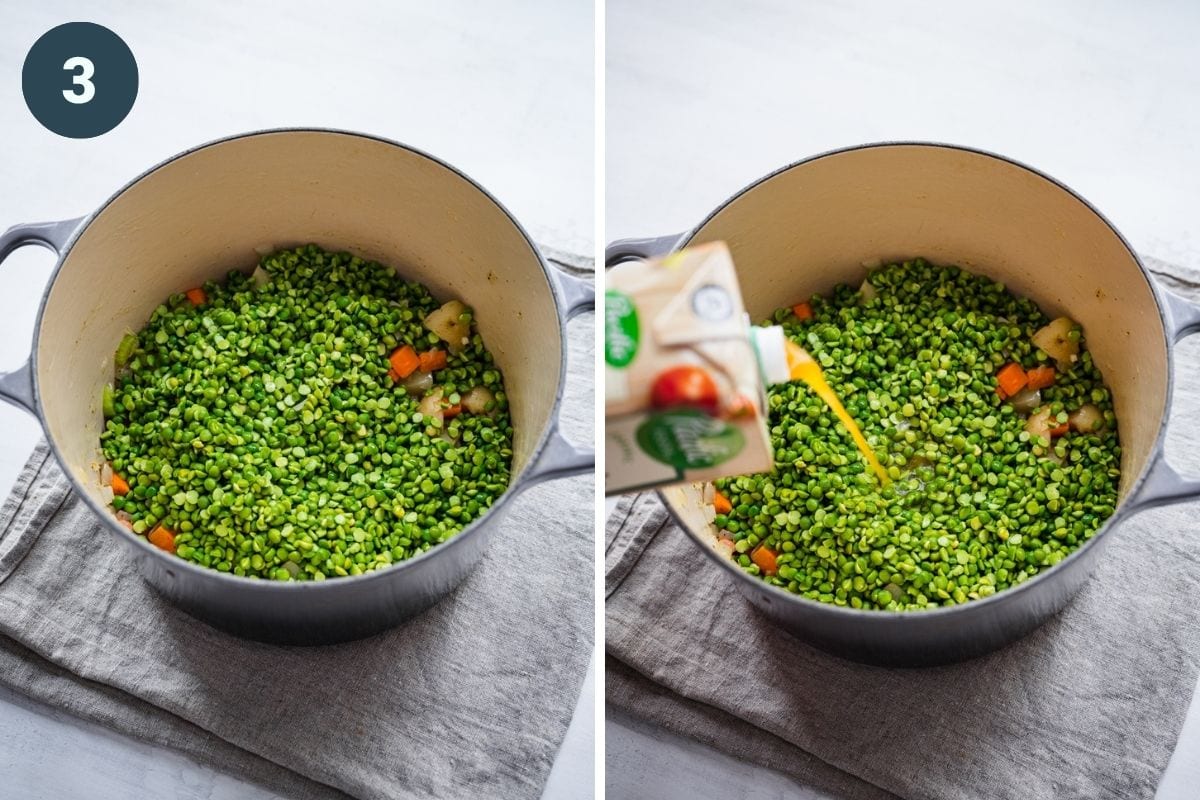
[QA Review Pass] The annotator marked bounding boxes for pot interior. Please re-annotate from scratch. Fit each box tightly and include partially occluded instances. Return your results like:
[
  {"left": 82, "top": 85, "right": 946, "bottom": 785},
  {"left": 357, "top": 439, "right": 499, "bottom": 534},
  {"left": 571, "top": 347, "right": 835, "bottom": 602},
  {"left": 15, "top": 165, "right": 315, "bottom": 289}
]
[
  {"left": 37, "top": 130, "right": 561, "bottom": 505},
  {"left": 664, "top": 143, "right": 1166, "bottom": 546}
]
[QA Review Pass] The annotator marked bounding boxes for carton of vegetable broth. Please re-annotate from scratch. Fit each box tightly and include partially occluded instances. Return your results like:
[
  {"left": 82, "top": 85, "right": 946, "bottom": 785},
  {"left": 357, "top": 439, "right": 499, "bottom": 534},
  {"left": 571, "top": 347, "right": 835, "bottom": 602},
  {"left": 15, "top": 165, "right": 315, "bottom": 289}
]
[{"left": 604, "top": 242, "right": 777, "bottom": 494}]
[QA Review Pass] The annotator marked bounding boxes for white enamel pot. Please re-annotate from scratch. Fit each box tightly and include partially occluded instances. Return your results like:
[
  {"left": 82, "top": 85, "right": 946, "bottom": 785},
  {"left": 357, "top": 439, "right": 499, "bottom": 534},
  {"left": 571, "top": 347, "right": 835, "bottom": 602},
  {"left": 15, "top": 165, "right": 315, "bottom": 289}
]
[
  {"left": 607, "top": 142, "right": 1200, "bottom": 666},
  {"left": 0, "top": 129, "right": 593, "bottom": 645}
]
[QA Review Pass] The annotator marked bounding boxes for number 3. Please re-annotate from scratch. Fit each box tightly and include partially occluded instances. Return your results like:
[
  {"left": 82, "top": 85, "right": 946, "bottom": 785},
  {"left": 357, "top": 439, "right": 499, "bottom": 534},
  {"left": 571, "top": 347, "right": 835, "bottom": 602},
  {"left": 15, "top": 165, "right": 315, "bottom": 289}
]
[{"left": 62, "top": 56, "right": 95, "bottom": 104}]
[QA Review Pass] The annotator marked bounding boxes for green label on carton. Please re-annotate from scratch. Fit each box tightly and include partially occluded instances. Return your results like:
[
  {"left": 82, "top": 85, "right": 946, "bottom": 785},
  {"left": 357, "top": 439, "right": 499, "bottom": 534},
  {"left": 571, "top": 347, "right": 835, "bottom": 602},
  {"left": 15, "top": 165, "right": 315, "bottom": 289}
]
[
  {"left": 636, "top": 409, "right": 745, "bottom": 470},
  {"left": 604, "top": 290, "right": 639, "bottom": 367}
]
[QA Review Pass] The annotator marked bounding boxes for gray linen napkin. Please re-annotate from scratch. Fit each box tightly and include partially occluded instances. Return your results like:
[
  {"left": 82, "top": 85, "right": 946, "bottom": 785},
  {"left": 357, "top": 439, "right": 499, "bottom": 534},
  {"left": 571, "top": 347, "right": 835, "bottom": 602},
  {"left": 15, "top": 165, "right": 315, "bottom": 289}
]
[
  {"left": 607, "top": 260, "right": 1200, "bottom": 800},
  {"left": 0, "top": 265, "right": 594, "bottom": 800}
]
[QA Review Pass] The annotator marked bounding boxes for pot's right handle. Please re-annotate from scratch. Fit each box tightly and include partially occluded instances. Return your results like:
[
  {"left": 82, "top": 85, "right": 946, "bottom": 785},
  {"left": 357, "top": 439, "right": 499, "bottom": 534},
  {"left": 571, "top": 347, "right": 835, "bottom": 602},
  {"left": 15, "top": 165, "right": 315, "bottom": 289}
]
[
  {"left": 1123, "top": 287, "right": 1200, "bottom": 514},
  {"left": 518, "top": 265, "right": 596, "bottom": 488},
  {"left": 0, "top": 218, "right": 82, "bottom": 416},
  {"left": 604, "top": 233, "right": 683, "bottom": 268}
]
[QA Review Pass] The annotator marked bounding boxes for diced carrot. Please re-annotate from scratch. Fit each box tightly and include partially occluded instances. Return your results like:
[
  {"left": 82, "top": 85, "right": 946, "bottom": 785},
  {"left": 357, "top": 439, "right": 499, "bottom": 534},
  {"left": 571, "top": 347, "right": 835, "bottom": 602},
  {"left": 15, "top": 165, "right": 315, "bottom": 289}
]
[
  {"left": 388, "top": 368, "right": 401, "bottom": 382},
  {"left": 1026, "top": 365, "right": 1056, "bottom": 391},
  {"left": 185, "top": 287, "right": 207, "bottom": 306},
  {"left": 1049, "top": 421, "right": 1069, "bottom": 438},
  {"left": 443, "top": 404, "right": 462, "bottom": 419},
  {"left": 110, "top": 471, "right": 130, "bottom": 496},
  {"left": 995, "top": 362, "right": 1028, "bottom": 399},
  {"left": 388, "top": 345, "right": 420, "bottom": 379},
  {"left": 792, "top": 302, "right": 814, "bottom": 321},
  {"left": 418, "top": 349, "right": 448, "bottom": 373},
  {"left": 751, "top": 545, "right": 778, "bottom": 576},
  {"left": 147, "top": 525, "right": 176, "bottom": 554},
  {"left": 713, "top": 490, "right": 732, "bottom": 515}
]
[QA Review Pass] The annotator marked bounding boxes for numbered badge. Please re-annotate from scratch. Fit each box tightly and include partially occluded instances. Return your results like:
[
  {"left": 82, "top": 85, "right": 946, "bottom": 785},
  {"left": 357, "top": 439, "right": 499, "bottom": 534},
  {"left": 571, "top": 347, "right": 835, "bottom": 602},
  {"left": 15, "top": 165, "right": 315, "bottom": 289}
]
[{"left": 22, "top": 22, "right": 138, "bottom": 139}]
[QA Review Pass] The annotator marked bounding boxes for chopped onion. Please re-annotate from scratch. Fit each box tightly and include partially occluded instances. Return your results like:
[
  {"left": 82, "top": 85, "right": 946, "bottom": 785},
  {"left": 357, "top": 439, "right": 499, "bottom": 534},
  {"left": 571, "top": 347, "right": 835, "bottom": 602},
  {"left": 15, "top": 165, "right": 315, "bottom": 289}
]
[
  {"left": 253, "top": 243, "right": 275, "bottom": 256},
  {"left": 282, "top": 561, "right": 301, "bottom": 578},
  {"left": 99, "top": 485, "right": 114, "bottom": 505},
  {"left": 715, "top": 538, "right": 735, "bottom": 560},
  {"left": 461, "top": 385, "right": 494, "bottom": 415},
  {"left": 100, "top": 461, "right": 113, "bottom": 487},
  {"left": 859, "top": 279, "right": 878, "bottom": 302},
  {"left": 860, "top": 257, "right": 882, "bottom": 269},
  {"left": 1069, "top": 403, "right": 1104, "bottom": 433},
  {"left": 1031, "top": 317, "right": 1079, "bottom": 368},
  {"left": 1007, "top": 387, "right": 1042, "bottom": 414},
  {"left": 424, "top": 300, "right": 470, "bottom": 354},
  {"left": 251, "top": 265, "right": 271, "bottom": 288},
  {"left": 702, "top": 483, "right": 716, "bottom": 505},
  {"left": 401, "top": 370, "right": 433, "bottom": 397}
]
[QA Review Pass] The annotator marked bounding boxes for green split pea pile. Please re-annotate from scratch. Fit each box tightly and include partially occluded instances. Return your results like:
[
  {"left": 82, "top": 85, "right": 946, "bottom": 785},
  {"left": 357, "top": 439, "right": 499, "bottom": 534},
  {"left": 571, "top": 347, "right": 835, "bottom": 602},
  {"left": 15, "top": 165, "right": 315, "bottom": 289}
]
[
  {"left": 714, "top": 259, "right": 1121, "bottom": 610},
  {"left": 100, "top": 245, "right": 513, "bottom": 580}
]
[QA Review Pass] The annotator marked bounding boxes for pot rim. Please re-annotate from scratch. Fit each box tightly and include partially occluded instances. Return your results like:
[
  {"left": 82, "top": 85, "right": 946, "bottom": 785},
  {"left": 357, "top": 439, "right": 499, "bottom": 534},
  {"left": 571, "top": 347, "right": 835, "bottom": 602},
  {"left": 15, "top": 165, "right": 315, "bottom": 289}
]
[
  {"left": 662, "top": 139, "right": 1171, "bottom": 625},
  {"left": 31, "top": 126, "right": 572, "bottom": 593}
]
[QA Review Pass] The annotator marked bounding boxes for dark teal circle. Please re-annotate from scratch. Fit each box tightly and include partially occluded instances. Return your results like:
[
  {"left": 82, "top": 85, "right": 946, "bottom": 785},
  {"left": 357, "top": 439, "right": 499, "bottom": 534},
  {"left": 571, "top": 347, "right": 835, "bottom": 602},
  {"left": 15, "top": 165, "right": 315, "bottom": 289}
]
[{"left": 22, "top": 22, "right": 138, "bottom": 139}]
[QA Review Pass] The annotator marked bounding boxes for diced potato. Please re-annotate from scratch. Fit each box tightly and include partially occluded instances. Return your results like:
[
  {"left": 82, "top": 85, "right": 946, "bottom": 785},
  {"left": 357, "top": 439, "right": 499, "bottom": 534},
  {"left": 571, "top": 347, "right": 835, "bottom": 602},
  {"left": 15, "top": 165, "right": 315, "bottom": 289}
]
[
  {"left": 424, "top": 300, "right": 471, "bottom": 353},
  {"left": 1068, "top": 403, "right": 1104, "bottom": 433},
  {"left": 715, "top": 537, "right": 735, "bottom": 560},
  {"left": 1025, "top": 408, "right": 1055, "bottom": 445},
  {"left": 418, "top": 388, "right": 445, "bottom": 426},
  {"left": 1032, "top": 317, "right": 1080, "bottom": 368},
  {"left": 461, "top": 386, "right": 495, "bottom": 416}
]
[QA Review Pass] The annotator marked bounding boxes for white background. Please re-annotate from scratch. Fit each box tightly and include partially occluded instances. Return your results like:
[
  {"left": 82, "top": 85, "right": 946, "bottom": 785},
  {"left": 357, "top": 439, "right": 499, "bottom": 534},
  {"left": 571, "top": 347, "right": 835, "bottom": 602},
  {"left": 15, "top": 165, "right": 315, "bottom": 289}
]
[
  {"left": 606, "top": 0, "right": 1200, "bottom": 797},
  {"left": 0, "top": 1, "right": 594, "bottom": 798}
]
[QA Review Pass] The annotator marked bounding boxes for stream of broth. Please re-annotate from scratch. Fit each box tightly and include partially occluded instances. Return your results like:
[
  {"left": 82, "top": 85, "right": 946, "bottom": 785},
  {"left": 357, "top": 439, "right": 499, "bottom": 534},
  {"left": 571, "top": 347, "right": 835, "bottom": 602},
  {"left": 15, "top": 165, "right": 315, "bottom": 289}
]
[{"left": 784, "top": 339, "right": 891, "bottom": 486}]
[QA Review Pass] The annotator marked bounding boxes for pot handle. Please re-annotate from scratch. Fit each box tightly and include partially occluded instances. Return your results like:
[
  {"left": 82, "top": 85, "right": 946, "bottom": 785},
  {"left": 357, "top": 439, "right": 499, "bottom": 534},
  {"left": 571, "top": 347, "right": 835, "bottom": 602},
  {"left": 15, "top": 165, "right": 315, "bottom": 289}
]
[
  {"left": 518, "top": 263, "right": 595, "bottom": 487},
  {"left": 1122, "top": 286, "right": 1200, "bottom": 514},
  {"left": 605, "top": 233, "right": 683, "bottom": 267},
  {"left": 548, "top": 265, "right": 595, "bottom": 320},
  {"left": 519, "top": 423, "right": 593, "bottom": 488},
  {"left": 0, "top": 217, "right": 82, "bottom": 415}
]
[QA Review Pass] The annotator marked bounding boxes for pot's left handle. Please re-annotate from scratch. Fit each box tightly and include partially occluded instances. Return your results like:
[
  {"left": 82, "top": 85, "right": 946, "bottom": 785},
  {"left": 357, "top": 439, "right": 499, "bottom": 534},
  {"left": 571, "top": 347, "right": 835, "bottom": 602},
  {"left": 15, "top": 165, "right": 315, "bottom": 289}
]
[
  {"left": 605, "top": 233, "right": 682, "bottom": 268},
  {"left": 519, "top": 266, "right": 595, "bottom": 486},
  {"left": 0, "top": 217, "right": 83, "bottom": 415},
  {"left": 1123, "top": 286, "right": 1200, "bottom": 514}
]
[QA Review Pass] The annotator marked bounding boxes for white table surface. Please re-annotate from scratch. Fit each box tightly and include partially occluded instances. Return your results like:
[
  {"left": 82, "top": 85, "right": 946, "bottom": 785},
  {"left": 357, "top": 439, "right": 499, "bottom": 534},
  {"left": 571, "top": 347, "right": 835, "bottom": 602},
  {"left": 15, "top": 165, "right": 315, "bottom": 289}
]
[
  {"left": 606, "top": 0, "right": 1200, "bottom": 797},
  {"left": 0, "top": 1, "right": 594, "bottom": 797}
]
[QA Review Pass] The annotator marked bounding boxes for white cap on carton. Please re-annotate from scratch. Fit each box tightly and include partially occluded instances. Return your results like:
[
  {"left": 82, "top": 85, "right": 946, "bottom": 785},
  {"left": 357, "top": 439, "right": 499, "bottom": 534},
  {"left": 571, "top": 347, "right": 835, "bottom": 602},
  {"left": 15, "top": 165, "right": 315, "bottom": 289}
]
[{"left": 751, "top": 325, "right": 790, "bottom": 387}]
